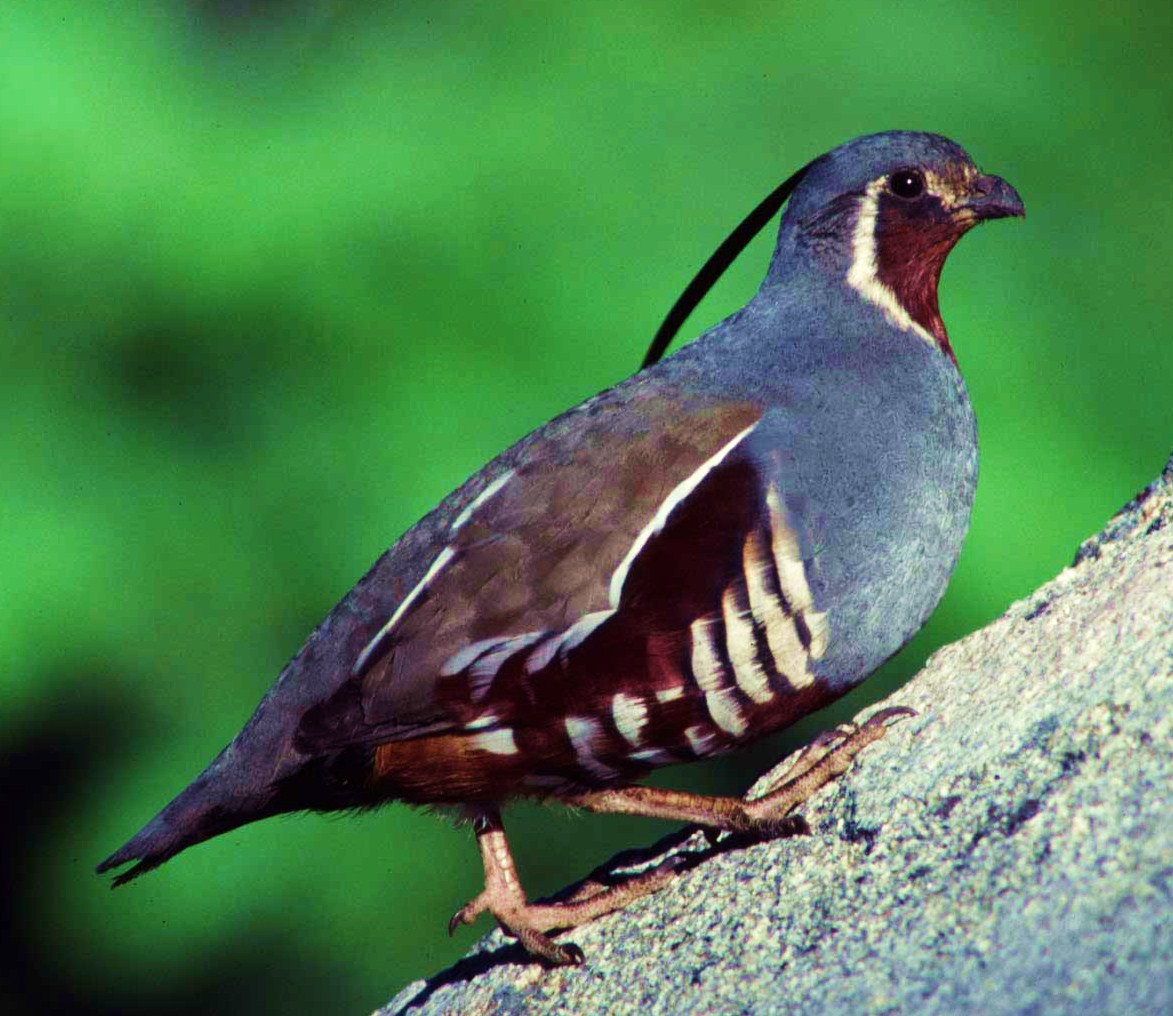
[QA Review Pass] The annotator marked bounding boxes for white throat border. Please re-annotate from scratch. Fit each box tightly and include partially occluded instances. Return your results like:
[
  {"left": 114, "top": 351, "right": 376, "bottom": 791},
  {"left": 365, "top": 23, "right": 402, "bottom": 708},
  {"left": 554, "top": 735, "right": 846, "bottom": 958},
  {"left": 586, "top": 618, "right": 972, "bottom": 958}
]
[{"left": 844, "top": 177, "right": 938, "bottom": 349}]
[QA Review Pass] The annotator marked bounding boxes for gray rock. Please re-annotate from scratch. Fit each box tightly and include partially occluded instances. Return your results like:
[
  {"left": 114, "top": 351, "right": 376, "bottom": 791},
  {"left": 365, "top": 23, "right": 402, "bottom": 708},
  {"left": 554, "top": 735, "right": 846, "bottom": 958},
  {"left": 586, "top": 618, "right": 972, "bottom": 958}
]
[{"left": 381, "top": 452, "right": 1173, "bottom": 1016}]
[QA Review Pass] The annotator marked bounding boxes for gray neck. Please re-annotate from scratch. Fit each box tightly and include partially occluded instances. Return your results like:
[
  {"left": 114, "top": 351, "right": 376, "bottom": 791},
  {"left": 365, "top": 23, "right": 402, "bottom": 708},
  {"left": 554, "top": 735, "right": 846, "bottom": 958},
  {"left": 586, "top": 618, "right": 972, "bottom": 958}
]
[{"left": 763, "top": 195, "right": 859, "bottom": 289}]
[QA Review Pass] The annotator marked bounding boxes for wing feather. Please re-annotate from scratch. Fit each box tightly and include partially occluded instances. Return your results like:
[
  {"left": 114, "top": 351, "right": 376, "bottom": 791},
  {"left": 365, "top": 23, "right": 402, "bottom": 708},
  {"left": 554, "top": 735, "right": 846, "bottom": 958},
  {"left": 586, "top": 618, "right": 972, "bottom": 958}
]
[{"left": 295, "top": 396, "right": 764, "bottom": 752}]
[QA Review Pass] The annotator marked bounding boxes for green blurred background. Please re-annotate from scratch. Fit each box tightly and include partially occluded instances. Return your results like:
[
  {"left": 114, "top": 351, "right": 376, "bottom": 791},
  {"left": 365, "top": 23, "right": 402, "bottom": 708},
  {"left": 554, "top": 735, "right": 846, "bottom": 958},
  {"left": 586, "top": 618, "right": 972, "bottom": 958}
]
[{"left": 2, "top": 1, "right": 1171, "bottom": 1012}]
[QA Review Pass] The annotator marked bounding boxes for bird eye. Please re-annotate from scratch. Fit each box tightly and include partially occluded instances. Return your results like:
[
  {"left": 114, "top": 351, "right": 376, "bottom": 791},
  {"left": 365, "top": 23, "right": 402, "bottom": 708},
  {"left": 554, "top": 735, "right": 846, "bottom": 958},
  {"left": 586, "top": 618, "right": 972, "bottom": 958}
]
[{"left": 890, "top": 170, "right": 925, "bottom": 199}]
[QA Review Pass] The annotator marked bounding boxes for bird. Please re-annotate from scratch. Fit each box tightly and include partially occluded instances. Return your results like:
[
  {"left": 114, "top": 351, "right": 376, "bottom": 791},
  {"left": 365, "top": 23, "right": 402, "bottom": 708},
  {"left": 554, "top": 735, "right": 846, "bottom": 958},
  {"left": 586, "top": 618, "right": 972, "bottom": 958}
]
[{"left": 98, "top": 131, "right": 1024, "bottom": 966}]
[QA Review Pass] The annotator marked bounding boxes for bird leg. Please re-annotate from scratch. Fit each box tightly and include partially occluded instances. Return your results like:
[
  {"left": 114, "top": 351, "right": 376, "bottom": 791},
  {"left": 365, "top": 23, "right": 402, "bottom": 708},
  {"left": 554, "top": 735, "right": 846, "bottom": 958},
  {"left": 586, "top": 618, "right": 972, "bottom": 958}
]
[
  {"left": 566, "top": 707, "right": 914, "bottom": 836},
  {"left": 447, "top": 807, "right": 681, "bottom": 965},
  {"left": 449, "top": 709, "right": 909, "bottom": 964}
]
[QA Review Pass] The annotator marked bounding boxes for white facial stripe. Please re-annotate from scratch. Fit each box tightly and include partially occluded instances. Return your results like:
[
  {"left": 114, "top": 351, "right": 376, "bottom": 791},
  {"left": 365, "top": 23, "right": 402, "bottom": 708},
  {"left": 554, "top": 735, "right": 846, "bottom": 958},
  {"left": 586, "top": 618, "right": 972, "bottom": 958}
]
[
  {"left": 656, "top": 685, "right": 685, "bottom": 703},
  {"left": 923, "top": 169, "right": 955, "bottom": 208},
  {"left": 611, "top": 693, "right": 648, "bottom": 747},
  {"left": 473, "top": 728, "right": 517, "bottom": 755},
  {"left": 609, "top": 423, "right": 759, "bottom": 606},
  {"left": 845, "top": 178, "right": 937, "bottom": 348},
  {"left": 353, "top": 546, "right": 456, "bottom": 675},
  {"left": 451, "top": 469, "right": 516, "bottom": 533},
  {"left": 721, "top": 582, "right": 775, "bottom": 705},
  {"left": 923, "top": 166, "right": 978, "bottom": 210},
  {"left": 565, "top": 715, "right": 618, "bottom": 778}
]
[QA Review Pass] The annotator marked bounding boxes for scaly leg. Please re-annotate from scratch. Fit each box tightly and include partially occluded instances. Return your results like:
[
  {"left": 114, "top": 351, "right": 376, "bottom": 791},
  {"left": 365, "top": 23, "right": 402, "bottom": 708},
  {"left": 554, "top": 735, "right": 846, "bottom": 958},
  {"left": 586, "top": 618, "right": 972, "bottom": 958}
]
[
  {"left": 451, "top": 708, "right": 911, "bottom": 964},
  {"left": 566, "top": 707, "right": 914, "bottom": 835},
  {"left": 448, "top": 808, "right": 681, "bottom": 965}
]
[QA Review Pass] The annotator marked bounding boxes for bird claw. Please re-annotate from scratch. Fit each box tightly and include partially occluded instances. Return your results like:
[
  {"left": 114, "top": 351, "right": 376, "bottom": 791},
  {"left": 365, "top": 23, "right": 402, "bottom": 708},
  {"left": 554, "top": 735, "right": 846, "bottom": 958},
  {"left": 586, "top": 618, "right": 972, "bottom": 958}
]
[
  {"left": 447, "top": 893, "right": 489, "bottom": 936},
  {"left": 744, "top": 704, "right": 916, "bottom": 826},
  {"left": 557, "top": 942, "right": 585, "bottom": 966},
  {"left": 865, "top": 705, "right": 918, "bottom": 727}
]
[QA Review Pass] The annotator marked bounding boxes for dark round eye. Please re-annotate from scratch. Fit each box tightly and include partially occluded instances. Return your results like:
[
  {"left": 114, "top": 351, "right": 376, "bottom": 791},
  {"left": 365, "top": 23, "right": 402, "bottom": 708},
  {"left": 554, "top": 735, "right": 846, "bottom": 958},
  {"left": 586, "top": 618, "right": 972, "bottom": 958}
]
[{"left": 890, "top": 170, "right": 925, "bottom": 199}]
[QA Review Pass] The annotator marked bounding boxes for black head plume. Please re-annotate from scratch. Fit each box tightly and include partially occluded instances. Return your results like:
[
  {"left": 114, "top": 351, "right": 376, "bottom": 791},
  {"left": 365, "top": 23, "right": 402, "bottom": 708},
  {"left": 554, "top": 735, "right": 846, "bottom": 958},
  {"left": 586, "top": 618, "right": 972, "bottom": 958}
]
[{"left": 641, "top": 159, "right": 814, "bottom": 369}]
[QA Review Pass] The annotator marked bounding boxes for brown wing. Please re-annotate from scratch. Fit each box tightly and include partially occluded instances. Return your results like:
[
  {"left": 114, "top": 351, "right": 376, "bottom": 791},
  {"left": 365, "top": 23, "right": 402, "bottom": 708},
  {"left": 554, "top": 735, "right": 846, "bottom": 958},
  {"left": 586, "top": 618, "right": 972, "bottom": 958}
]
[
  {"left": 296, "top": 395, "right": 763, "bottom": 751},
  {"left": 363, "top": 407, "right": 832, "bottom": 801}
]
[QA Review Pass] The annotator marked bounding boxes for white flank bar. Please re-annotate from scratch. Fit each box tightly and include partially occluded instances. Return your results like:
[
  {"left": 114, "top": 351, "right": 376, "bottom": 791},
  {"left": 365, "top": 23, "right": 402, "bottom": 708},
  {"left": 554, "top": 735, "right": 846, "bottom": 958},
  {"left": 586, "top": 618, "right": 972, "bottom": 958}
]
[
  {"left": 684, "top": 725, "right": 720, "bottom": 757},
  {"left": 611, "top": 693, "right": 648, "bottom": 747},
  {"left": 742, "top": 530, "right": 812, "bottom": 690},
  {"left": 564, "top": 715, "right": 617, "bottom": 778},
  {"left": 473, "top": 728, "right": 518, "bottom": 755},
  {"left": 523, "top": 610, "right": 613, "bottom": 675},
  {"left": 721, "top": 582, "right": 775, "bottom": 704},
  {"left": 805, "top": 609, "right": 830, "bottom": 660},
  {"left": 689, "top": 615, "right": 727, "bottom": 695},
  {"left": 704, "top": 687, "right": 748, "bottom": 737},
  {"left": 629, "top": 748, "right": 675, "bottom": 766},
  {"left": 440, "top": 635, "right": 509, "bottom": 678},
  {"left": 467, "top": 631, "right": 548, "bottom": 701},
  {"left": 765, "top": 485, "right": 815, "bottom": 612}
]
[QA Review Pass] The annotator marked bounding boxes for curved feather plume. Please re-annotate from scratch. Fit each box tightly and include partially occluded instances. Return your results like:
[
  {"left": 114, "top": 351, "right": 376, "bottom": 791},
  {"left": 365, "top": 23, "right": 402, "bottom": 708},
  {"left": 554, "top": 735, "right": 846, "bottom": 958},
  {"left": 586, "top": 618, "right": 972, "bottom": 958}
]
[{"left": 642, "top": 160, "right": 813, "bottom": 369}]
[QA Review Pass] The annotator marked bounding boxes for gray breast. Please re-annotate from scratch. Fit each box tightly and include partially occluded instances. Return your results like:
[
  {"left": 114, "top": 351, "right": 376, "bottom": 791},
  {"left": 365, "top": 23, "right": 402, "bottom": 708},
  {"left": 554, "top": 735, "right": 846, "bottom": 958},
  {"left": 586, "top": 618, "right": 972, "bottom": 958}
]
[
  {"left": 696, "top": 321, "right": 978, "bottom": 694},
  {"left": 800, "top": 343, "right": 977, "bottom": 689}
]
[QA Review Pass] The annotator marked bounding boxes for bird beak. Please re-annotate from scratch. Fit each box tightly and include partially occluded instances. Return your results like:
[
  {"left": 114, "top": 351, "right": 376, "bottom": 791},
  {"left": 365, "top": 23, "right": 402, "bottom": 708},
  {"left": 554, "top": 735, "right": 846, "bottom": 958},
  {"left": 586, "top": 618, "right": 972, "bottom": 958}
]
[{"left": 956, "top": 174, "right": 1025, "bottom": 221}]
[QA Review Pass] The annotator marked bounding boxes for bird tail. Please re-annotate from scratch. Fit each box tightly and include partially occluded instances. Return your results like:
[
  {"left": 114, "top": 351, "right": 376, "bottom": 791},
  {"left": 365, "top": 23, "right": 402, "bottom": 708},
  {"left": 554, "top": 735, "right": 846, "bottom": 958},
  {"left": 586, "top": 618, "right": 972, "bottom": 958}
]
[{"left": 96, "top": 748, "right": 271, "bottom": 887}]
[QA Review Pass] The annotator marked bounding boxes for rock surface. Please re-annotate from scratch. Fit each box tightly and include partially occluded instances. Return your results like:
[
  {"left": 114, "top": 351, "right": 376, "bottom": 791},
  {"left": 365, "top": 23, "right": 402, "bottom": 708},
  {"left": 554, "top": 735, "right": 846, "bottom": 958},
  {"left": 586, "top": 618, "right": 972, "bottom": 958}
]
[{"left": 382, "top": 453, "right": 1173, "bottom": 1016}]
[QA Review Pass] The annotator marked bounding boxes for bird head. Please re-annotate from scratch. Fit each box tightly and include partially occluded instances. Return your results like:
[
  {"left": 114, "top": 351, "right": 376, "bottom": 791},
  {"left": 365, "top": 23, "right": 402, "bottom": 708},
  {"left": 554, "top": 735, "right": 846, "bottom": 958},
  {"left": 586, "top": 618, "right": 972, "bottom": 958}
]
[{"left": 775, "top": 132, "right": 1025, "bottom": 358}]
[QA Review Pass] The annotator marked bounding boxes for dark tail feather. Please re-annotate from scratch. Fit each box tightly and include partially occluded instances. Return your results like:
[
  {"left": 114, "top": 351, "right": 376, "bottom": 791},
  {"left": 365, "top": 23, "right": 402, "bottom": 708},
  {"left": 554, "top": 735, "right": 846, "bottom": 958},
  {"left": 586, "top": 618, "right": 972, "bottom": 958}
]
[{"left": 97, "top": 760, "right": 270, "bottom": 887}]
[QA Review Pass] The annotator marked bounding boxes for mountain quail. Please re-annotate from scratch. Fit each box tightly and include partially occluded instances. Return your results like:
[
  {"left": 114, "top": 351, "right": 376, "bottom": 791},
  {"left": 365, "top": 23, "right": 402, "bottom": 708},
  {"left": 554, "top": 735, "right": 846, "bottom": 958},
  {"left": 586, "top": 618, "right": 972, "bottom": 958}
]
[{"left": 99, "top": 131, "right": 1024, "bottom": 966}]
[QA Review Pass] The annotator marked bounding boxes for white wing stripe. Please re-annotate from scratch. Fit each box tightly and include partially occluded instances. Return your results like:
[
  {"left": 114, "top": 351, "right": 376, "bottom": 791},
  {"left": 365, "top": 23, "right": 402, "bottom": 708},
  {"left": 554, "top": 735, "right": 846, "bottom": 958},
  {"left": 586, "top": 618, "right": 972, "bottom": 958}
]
[
  {"left": 450, "top": 469, "right": 516, "bottom": 533},
  {"left": 608, "top": 423, "right": 758, "bottom": 606},
  {"left": 352, "top": 546, "right": 456, "bottom": 675}
]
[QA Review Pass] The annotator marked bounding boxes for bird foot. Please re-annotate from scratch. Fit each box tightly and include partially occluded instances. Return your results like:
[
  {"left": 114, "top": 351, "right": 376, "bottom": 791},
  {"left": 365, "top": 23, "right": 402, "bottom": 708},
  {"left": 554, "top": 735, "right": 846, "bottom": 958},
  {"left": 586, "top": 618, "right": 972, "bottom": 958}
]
[
  {"left": 449, "top": 810, "right": 682, "bottom": 965},
  {"left": 742, "top": 706, "right": 917, "bottom": 829},
  {"left": 449, "top": 708, "right": 914, "bottom": 963}
]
